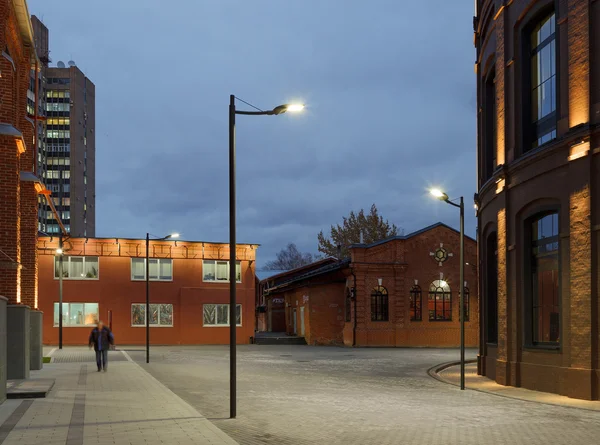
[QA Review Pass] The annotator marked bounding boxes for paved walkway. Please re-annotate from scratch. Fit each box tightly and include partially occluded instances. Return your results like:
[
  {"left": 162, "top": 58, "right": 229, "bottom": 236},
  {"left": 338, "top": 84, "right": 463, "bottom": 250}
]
[
  {"left": 0, "top": 348, "right": 237, "bottom": 445},
  {"left": 436, "top": 361, "right": 600, "bottom": 411}
]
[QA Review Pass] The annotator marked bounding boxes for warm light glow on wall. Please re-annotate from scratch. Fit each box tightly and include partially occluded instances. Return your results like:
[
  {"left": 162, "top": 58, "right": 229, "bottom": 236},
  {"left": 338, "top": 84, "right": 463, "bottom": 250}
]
[
  {"left": 16, "top": 270, "right": 21, "bottom": 304},
  {"left": 15, "top": 139, "right": 25, "bottom": 154},
  {"left": 568, "top": 2, "right": 590, "bottom": 128},
  {"left": 496, "top": 178, "right": 506, "bottom": 194},
  {"left": 568, "top": 141, "right": 590, "bottom": 162}
]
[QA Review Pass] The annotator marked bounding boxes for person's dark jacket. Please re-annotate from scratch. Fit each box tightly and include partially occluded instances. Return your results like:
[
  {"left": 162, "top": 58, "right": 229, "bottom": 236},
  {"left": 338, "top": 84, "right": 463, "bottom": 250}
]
[{"left": 88, "top": 327, "right": 114, "bottom": 352}]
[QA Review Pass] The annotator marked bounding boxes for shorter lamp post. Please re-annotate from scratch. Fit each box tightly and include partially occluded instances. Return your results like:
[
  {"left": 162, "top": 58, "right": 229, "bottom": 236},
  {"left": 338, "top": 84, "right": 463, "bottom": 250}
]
[
  {"left": 430, "top": 188, "right": 465, "bottom": 390},
  {"left": 146, "top": 232, "right": 179, "bottom": 363}
]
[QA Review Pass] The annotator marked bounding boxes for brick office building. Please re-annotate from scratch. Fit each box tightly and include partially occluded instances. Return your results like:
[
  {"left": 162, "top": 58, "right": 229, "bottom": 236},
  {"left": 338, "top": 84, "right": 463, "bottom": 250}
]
[
  {"left": 0, "top": 0, "right": 46, "bottom": 384},
  {"left": 262, "top": 223, "right": 478, "bottom": 347},
  {"left": 37, "top": 236, "right": 258, "bottom": 345},
  {"left": 475, "top": 0, "right": 600, "bottom": 399}
]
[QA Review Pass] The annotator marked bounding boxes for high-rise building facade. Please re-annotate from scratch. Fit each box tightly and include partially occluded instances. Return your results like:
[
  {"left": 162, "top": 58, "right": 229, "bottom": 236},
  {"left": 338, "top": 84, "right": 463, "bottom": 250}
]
[
  {"left": 475, "top": 0, "right": 599, "bottom": 400},
  {"left": 31, "top": 16, "right": 96, "bottom": 237}
]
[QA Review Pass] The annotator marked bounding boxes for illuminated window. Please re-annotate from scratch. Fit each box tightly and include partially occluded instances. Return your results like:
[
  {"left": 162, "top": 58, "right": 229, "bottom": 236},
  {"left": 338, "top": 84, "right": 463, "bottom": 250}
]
[
  {"left": 54, "top": 256, "right": 99, "bottom": 279},
  {"left": 428, "top": 280, "right": 452, "bottom": 321},
  {"left": 530, "top": 12, "right": 557, "bottom": 149},
  {"left": 130, "top": 258, "right": 173, "bottom": 281},
  {"left": 202, "top": 260, "right": 241, "bottom": 283},
  {"left": 53, "top": 303, "right": 98, "bottom": 327}
]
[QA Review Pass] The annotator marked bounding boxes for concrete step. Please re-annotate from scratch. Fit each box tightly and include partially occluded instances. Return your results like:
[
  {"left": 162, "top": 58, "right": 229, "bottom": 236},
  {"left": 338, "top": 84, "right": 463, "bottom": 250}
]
[{"left": 253, "top": 336, "right": 307, "bottom": 345}]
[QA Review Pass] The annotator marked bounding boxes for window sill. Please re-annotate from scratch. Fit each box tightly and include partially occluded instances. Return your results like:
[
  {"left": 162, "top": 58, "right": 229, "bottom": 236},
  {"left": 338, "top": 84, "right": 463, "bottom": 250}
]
[
  {"left": 53, "top": 325, "right": 96, "bottom": 328},
  {"left": 131, "top": 325, "right": 173, "bottom": 328},
  {"left": 203, "top": 325, "right": 243, "bottom": 328},
  {"left": 131, "top": 278, "right": 173, "bottom": 282},
  {"left": 428, "top": 319, "right": 453, "bottom": 322},
  {"left": 202, "top": 280, "right": 242, "bottom": 284},
  {"left": 523, "top": 344, "right": 560, "bottom": 352},
  {"left": 54, "top": 277, "right": 99, "bottom": 281}
]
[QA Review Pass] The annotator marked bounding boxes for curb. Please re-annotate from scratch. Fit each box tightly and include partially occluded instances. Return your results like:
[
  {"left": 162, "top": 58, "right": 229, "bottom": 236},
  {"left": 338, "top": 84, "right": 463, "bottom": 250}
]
[{"left": 428, "top": 360, "right": 600, "bottom": 412}]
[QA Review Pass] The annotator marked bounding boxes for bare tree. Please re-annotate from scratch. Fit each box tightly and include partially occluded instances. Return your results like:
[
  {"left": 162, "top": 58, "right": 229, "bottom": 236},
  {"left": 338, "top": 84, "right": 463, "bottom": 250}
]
[
  {"left": 264, "top": 243, "right": 316, "bottom": 270},
  {"left": 317, "top": 204, "right": 399, "bottom": 258}
]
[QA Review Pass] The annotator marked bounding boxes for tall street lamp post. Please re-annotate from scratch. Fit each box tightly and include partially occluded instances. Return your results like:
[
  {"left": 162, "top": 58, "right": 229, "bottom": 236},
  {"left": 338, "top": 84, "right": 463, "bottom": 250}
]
[
  {"left": 229, "top": 95, "right": 304, "bottom": 419},
  {"left": 146, "top": 232, "right": 179, "bottom": 364},
  {"left": 430, "top": 188, "right": 465, "bottom": 390},
  {"left": 57, "top": 235, "right": 64, "bottom": 349}
]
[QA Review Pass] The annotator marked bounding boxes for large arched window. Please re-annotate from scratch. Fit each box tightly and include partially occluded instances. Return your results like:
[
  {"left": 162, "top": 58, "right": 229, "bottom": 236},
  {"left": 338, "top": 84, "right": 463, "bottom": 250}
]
[
  {"left": 428, "top": 280, "right": 451, "bottom": 321},
  {"left": 371, "top": 286, "right": 388, "bottom": 322},
  {"left": 528, "top": 212, "right": 560, "bottom": 344},
  {"left": 409, "top": 285, "right": 422, "bottom": 321}
]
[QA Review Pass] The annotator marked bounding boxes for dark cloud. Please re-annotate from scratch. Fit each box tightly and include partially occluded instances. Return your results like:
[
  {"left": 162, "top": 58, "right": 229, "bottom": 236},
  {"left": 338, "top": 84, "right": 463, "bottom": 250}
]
[{"left": 29, "top": 0, "right": 477, "bottom": 266}]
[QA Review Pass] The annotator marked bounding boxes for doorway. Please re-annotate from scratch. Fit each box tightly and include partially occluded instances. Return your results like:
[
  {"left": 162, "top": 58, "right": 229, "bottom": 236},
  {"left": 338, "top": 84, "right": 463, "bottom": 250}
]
[{"left": 300, "top": 307, "right": 305, "bottom": 336}]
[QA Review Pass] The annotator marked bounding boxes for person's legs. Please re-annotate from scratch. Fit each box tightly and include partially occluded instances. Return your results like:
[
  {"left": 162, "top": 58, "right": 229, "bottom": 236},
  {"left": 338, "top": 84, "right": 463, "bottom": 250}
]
[
  {"left": 102, "top": 349, "right": 108, "bottom": 371},
  {"left": 95, "top": 350, "right": 102, "bottom": 371}
]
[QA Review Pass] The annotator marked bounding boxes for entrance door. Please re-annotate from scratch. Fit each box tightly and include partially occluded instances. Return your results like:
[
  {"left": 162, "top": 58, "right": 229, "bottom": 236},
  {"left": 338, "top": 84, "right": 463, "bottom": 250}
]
[
  {"left": 293, "top": 308, "right": 297, "bottom": 335},
  {"left": 268, "top": 300, "right": 272, "bottom": 332},
  {"left": 300, "top": 307, "right": 305, "bottom": 336}
]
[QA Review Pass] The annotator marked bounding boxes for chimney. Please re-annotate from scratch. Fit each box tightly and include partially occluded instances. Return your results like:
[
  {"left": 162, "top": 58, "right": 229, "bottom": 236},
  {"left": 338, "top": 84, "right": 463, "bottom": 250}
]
[{"left": 359, "top": 230, "right": 364, "bottom": 244}]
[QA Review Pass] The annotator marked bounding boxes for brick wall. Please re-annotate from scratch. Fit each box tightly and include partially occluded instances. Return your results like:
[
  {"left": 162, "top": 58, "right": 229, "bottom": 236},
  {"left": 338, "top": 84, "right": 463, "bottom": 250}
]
[{"left": 0, "top": 1, "right": 38, "bottom": 307}]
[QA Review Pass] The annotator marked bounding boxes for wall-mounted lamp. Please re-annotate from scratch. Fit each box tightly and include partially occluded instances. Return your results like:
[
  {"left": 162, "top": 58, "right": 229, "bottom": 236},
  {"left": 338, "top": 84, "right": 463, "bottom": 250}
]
[
  {"left": 414, "top": 279, "right": 418, "bottom": 286},
  {"left": 85, "top": 237, "right": 89, "bottom": 244},
  {"left": 377, "top": 278, "right": 383, "bottom": 286}
]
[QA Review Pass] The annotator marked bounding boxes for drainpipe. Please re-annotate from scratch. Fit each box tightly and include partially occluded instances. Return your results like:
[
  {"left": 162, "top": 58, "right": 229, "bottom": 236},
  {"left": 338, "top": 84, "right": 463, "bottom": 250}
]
[
  {"left": 351, "top": 268, "right": 357, "bottom": 347},
  {"left": 33, "top": 59, "right": 39, "bottom": 175}
]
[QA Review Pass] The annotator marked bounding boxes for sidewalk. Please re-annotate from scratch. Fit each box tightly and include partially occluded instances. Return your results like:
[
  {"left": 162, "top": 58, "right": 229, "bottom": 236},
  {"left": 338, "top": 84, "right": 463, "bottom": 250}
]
[
  {"left": 434, "top": 361, "right": 600, "bottom": 412},
  {"left": 0, "top": 348, "right": 238, "bottom": 445}
]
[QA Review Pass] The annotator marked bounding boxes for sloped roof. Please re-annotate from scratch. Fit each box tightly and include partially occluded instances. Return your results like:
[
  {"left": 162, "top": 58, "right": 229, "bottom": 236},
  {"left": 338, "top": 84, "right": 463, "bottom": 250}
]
[
  {"left": 265, "top": 259, "right": 351, "bottom": 293},
  {"left": 350, "top": 222, "right": 476, "bottom": 249},
  {"left": 258, "top": 257, "right": 337, "bottom": 285}
]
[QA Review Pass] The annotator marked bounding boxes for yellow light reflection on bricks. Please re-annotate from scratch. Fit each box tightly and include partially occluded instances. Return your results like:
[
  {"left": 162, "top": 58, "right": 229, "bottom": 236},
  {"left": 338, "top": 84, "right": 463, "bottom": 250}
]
[
  {"left": 495, "top": 178, "right": 505, "bottom": 194},
  {"left": 568, "top": 2, "right": 590, "bottom": 128},
  {"left": 497, "top": 209, "right": 507, "bottom": 361},
  {"left": 15, "top": 138, "right": 25, "bottom": 154},
  {"left": 568, "top": 141, "right": 590, "bottom": 161}
]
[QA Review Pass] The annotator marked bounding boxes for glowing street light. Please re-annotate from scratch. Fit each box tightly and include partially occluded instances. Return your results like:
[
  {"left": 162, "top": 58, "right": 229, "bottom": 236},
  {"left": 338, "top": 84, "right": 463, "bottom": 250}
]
[{"left": 430, "top": 188, "right": 465, "bottom": 390}]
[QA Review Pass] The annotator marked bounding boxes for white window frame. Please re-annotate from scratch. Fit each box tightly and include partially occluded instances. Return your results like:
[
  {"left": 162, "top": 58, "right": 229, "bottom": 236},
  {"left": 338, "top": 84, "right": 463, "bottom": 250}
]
[
  {"left": 54, "top": 256, "right": 99, "bottom": 280},
  {"left": 202, "top": 304, "right": 242, "bottom": 327},
  {"left": 130, "top": 303, "right": 174, "bottom": 327},
  {"left": 202, "top": 260, "right": 242, "bottom": 283},
  {"left": 130, "top": 258, "right": 173, "bottom": 281},
  {"left": 53, "top": 302, "right": 99, "bottom": 327}
]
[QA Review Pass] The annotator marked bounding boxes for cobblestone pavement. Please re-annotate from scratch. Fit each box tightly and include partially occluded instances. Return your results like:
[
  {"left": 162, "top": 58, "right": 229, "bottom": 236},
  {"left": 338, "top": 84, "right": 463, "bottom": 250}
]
[
  {"left": 127, "top": 346, "right": 600, "bottom": 445},
  {"left": 0, "top": 348, "right": 237, "bottom": 444}
]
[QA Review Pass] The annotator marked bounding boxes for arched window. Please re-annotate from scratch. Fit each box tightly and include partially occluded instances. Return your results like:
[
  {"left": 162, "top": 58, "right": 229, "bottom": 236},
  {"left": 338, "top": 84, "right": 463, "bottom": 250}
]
[
  {"left": 460, "top": 287, "right": 470, "bottom": 322},
  {"left": 528, "top": 212, "right": 560, "bottom": 344},
  {"left": 371, "top": 286, "right": 388, "bottom": 322},
  {"left": 409, "top": 285, "right": 422, "bottom": 321},
  {"left": 428, "top": 280, "right": 451, "bottom": 321}
]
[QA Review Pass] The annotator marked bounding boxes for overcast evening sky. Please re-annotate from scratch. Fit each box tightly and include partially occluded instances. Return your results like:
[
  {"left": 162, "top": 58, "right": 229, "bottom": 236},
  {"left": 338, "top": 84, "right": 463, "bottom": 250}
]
[{"left": 29, "top": 0, "right": 477, "bottom": 268}]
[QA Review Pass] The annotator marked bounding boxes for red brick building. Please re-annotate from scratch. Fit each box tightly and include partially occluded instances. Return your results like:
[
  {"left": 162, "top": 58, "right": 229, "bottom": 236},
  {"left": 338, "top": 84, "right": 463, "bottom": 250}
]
[
  {"left": 262, "top": 223, "right": 478, "bottom": 347},
  {"left": 0, "top": 0, "right": 46, "bottom": 380},
  {"left": 37, "top": 236, "right": 258, "bottom": 345},
  {"left": 475, "top": 0, "right": 600, "bottom": 399}
]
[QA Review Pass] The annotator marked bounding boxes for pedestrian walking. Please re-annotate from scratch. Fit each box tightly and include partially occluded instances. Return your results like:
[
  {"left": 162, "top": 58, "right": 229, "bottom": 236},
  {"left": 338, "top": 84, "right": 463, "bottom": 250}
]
[{"left": 89, "top": 321, "right": 114, "bottom": 372}]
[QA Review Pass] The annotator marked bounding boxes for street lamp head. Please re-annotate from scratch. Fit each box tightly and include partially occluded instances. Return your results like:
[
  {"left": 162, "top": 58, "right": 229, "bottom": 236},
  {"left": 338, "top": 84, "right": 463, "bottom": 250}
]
[
  {"left": 430, "top": 188, "right": 449, "bottom": 201},
  {"left": 170, "top": 233, "right": 180, "bottom": 239},
  {"left": 56, "top": 248, "right": 63, "bottom": 255},
  {"left": 271, "top": 103, "right": 305, "bottom": 115}
]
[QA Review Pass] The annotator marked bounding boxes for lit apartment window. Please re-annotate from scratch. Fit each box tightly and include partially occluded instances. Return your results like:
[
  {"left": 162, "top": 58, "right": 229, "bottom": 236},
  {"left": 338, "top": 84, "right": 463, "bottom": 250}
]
[
  {"left": 130, "top": 258, "right": 173, "bottom": 281},
  {"left": 54, "top": 256, "right": 99, "bottom": 279},
  {"left": 131, "top": 303, "right": 173, "bottom": 327},
  {"left": 202, "top": 260, "right": 241, "bottom": 282},
  {"left": 202, "top": 304, "right": 242, "bottom": 326},
  {"left": 54, "top": 303, "right": 99, "bottom": 327}
]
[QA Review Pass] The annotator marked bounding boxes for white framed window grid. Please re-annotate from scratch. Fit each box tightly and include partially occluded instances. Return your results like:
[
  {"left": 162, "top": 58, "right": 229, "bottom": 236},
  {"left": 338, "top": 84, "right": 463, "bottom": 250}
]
[
  {"left": 203, "top": 304, "right": 242, "bottom": 327},
  {"left": 202, "top": 260, "right": 241, "bottom": 283},
  {"left": 130, "top": 258, "right": 173, "bottom": 281},
  {"left": 54, "top": 256, "right": 99, "bottom": 280},
  {"left": 131, "top": 303, "right": 174, "bottom": 327}
]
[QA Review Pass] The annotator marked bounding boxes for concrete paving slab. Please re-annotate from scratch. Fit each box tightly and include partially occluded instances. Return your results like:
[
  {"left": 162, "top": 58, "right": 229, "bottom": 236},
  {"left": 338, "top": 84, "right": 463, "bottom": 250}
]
[{"left": 6, "top": 379, "right": 55, "bottom": 399}]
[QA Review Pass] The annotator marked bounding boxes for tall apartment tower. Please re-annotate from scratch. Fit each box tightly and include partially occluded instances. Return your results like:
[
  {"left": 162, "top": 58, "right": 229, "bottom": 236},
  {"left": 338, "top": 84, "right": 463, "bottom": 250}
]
[{"left": 31, "top": 16, "right": 96, "bottom": 238}]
